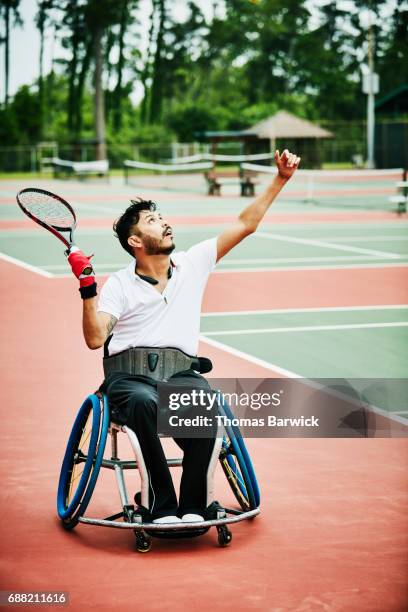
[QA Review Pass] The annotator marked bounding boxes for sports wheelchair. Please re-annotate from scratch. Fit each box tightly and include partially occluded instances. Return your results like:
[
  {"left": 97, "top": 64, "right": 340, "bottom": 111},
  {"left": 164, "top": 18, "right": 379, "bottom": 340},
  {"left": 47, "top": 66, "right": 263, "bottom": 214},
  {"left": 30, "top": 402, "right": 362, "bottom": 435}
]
[{"left": 57, "top": 389, "right": 260, "bottom": 552}]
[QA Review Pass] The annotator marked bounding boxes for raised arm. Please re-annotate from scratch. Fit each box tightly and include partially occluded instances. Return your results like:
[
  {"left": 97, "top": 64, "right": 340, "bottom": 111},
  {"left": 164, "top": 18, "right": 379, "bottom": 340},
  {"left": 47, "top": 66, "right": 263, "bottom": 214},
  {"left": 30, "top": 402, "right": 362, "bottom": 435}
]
[{"left": 216, "top": 149, "right": 300, "bottom": 262}]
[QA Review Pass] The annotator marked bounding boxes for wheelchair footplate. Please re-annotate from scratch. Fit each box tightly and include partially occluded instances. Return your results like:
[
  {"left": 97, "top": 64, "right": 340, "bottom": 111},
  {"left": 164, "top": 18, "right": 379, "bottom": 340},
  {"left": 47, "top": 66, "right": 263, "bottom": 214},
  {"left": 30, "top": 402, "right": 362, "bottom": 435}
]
[{"left": 78, "top": 502, "right": 260, "bottom": 551}]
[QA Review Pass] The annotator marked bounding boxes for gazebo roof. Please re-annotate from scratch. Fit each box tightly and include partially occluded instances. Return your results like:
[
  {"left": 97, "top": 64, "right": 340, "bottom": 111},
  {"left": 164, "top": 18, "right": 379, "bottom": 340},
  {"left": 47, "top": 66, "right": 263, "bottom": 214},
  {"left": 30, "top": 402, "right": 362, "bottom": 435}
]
[{"left": 244, "top": 110, "right": 333, "bottom": 139}]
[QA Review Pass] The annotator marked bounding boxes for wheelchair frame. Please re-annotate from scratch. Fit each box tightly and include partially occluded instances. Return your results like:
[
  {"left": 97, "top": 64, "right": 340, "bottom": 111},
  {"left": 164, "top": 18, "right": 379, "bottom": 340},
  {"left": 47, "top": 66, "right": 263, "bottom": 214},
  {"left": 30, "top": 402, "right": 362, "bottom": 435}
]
[{"left": 57, "top": 391, "right": 260, "bottom": 552}]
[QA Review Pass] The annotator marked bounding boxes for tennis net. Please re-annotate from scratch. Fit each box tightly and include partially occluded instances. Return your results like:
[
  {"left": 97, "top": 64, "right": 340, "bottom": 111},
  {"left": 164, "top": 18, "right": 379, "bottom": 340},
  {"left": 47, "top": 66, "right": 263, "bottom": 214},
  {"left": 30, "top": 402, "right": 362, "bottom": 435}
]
[
  {"left": 123, "top": 159, "right": 214, "bottom": 191},
  {"left": 166, "top": 152, "right": 275, "bottom": 163},
  {"left": 241, "top": 163, "right": 405, "bottom": 209}
]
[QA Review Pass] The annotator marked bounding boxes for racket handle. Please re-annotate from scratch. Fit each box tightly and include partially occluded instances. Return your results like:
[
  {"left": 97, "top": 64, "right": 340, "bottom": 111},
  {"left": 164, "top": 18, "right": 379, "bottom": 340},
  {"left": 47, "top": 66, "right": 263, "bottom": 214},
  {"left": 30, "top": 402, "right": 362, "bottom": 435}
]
[{"left": 65, "top": 244, "right": 79, "bottom": 256}]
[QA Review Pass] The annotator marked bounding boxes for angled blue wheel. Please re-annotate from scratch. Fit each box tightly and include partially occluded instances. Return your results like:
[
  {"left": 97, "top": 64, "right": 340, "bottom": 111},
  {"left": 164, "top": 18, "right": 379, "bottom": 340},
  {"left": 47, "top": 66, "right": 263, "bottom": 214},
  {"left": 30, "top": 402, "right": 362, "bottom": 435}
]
[
  {"left": 57, "top": 393, "right": 109, "bottom": 529},
  {"left": 217, "top": 394, "right": 260, "bottom": 511}
]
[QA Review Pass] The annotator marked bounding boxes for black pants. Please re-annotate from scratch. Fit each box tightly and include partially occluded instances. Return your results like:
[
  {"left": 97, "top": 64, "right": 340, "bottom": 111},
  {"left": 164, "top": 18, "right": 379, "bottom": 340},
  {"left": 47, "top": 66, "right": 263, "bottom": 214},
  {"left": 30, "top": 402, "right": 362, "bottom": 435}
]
[{"left": 101, "top": 370, "right": 216, "bottom": 520}]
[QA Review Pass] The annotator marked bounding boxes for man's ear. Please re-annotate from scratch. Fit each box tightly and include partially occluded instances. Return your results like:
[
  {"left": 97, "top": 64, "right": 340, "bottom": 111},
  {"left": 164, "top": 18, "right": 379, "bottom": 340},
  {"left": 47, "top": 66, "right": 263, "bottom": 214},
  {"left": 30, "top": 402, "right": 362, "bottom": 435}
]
[{"left": 128, "top": 234, "right": 142, "bottom": 250}]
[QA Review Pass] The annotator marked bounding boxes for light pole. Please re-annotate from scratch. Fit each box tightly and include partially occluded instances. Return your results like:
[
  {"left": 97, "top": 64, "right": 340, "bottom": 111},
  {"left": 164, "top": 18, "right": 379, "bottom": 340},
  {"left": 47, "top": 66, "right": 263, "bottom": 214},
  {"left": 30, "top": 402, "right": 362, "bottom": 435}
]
[{"left": 362, "top": 15, "right": 379, "bottom": 169}]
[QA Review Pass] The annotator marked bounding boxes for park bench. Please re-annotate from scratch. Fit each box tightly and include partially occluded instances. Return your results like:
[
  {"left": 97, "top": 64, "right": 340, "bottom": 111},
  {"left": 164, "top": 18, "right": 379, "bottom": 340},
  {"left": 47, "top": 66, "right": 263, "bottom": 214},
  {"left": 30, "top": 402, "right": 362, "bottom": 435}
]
[
  {"left": 51, "top": 157, "right": 109, "bottom": 180},
  {"left": 205, "top": 169, "right": 259, "bottom": 196}
]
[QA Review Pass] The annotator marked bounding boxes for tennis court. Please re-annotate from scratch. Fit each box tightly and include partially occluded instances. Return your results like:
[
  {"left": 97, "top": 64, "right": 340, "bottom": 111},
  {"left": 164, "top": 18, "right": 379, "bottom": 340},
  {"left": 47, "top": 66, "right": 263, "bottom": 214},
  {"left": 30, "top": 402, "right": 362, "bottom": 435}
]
[{"left": 1, "top": 172, "right": 407, "bottom": 610}]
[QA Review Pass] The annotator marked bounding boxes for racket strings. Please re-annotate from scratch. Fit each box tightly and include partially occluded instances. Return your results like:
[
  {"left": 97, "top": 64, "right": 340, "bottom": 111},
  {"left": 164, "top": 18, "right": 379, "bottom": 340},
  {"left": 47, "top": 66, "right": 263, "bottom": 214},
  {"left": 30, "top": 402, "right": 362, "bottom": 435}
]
[{"left": 19, "top": 191, "right": 75, "bottom": 228}]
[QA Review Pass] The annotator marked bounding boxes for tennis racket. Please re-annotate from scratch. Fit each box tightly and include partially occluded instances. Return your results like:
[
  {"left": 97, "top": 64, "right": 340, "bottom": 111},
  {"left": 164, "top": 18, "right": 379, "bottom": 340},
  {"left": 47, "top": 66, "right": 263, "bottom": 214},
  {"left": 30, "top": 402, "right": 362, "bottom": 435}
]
[{"left": 16, "top": 187, "right": 78, "bottom": 255}]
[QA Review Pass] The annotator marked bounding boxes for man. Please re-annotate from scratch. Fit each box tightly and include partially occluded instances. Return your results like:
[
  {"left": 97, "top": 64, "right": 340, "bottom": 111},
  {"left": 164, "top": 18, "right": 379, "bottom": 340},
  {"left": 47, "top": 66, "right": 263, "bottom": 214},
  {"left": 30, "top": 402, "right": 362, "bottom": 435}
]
[{"left": 67, "top": 149, "right": 300, "bottom": 524}]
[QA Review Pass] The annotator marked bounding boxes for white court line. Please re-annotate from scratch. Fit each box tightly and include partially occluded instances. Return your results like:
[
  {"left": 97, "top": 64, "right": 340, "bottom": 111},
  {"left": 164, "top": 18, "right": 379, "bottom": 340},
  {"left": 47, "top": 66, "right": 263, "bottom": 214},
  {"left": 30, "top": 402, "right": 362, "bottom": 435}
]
[
  {"left": 199, "top": 335, "right": 408, "bottom": 427},
  {"left": 216, "top": 255, "right": 390, "bottom": 265},
  {"left": 316, "top": 235, "right": 407, "bottom": 242},
  {"left": 1, "top": 224, "right": 408, "bottom": 238},
  {"left": 202, "top": 305, "right": 408, "bottom": 317},
  {"left": 2, "top": 226, "right": 408, "bottom": 241},
  {"left": 212, "top": 262, "right": 408, "bottom": 273},
  {"left": 0, "top": 252, "right": 54, "bottom": 278},
  {"left": 203, "top": 322, "right": 408, "bottom": 336},
  {"left": 200, "top": 335, "right": 300, "bottom": 377},
  {"left": 257, "top": 222, "right": 408, "bottom": 230},
  {"left": 42, "top": 254, "right": 393, "bottom": 270},
  {"left": 50, "top": 261, "right": 408, "bottom": 277},
  {"left": 256, "top": 231, "right": 401, "bottom": 258}
]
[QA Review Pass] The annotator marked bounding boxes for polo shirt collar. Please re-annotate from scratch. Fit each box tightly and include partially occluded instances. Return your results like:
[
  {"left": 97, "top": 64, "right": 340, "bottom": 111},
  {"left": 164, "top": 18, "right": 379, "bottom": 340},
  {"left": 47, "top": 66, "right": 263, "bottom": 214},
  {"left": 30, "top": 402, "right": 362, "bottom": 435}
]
[{"left": 127, "top": 257, "right": 177, "bottom": 284}]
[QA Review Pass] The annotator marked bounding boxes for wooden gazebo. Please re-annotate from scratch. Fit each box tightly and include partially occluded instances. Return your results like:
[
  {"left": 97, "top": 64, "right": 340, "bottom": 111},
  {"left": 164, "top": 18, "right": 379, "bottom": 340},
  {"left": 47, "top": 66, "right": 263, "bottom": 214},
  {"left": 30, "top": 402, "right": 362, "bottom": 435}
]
[{"left": 201, "top": 110, "right": 333, "bottom": 167}]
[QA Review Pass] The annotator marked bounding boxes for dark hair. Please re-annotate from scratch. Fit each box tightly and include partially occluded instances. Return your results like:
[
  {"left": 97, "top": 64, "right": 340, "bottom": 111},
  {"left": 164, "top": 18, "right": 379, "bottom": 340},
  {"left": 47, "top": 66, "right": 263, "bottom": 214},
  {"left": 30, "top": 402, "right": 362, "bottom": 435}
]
[{"left": 113, "top": 198, "right": 157, "bottom": 256}]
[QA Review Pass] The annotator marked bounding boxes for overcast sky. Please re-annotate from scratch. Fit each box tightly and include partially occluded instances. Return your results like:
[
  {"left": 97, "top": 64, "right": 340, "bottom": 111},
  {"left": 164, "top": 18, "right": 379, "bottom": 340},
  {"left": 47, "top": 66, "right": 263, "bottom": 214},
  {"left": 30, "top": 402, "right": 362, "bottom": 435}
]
[{"left": 0, "top": 0, "right": 399, "bottom": 103}]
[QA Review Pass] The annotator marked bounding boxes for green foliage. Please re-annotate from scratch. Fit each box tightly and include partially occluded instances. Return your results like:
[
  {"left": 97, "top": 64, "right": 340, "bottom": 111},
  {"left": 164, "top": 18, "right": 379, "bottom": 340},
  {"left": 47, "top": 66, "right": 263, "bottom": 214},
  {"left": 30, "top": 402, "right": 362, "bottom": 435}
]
[
  {"left": 0, "top": 105, "right": 19, "bottom": 143},
  {"left": 165, "top": 103, "right": 222, "bottom": 141},
  {"left": 1, "top": 85, "right": 40, "bottom": 144},
  {"left": 1, "top": 0, "right": 406, "bottom": 150},
  {"left": 376, "top": 4, "right": 408, "bottom": 94}
]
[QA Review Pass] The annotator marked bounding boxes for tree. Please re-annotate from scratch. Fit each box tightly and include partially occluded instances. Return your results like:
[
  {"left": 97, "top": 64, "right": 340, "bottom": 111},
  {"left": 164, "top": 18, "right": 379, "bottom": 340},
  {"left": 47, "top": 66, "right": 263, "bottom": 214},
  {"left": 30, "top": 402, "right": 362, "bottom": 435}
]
[
  {"left": 0, "top": 0, "right": 22, "bottom": 107},
  {"left": 59, "top": 0, "right": 90, "bottom": 137},
  {"left": 112, "top": 0, "right": 139, "bottom": 131},
  {"left": 295, "top": 2, "right": 363, "bottom": 119},
  {"left": 84, "top": 0, "right": 123, "bottom": 159},
  {"left": 36, "top": 0, "right": 54, "bottom": 138},
  {"left": 142, "top": 1, "right": 211, "bottom": 125},
  {"left": 148, "top": 0, "right": 166, "bottom": 123},
  {"left": 370, "top": 1, "right": 408, "bottom": 95}
]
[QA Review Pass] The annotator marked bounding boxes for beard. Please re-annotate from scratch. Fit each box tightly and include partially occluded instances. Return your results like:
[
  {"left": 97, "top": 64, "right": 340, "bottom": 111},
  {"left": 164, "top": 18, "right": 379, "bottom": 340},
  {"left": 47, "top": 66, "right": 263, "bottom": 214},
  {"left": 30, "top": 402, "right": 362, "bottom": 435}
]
[{"left": 142, "top": 234, "right": 176, "bottom": 256}]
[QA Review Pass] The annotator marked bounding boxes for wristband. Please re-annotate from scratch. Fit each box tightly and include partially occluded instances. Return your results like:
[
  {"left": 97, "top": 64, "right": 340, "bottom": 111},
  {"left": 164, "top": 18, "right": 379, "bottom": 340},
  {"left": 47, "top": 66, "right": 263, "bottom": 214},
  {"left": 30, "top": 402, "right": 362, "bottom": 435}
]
[{"left": 79, "top": 282, "right": 97, "bottom": 300}]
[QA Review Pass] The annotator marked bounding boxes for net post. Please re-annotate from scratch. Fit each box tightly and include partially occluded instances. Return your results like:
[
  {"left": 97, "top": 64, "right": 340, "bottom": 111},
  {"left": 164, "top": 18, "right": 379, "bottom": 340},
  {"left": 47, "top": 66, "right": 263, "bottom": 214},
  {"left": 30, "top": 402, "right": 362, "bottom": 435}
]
[{"left": 306, "top": 173, "right": 314, "bottom": 204}]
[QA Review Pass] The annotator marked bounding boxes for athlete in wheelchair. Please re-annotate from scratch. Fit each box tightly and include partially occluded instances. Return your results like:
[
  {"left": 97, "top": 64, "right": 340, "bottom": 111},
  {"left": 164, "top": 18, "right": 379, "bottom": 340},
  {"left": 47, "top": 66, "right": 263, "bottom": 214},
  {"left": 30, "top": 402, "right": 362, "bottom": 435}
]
[{"left": 57, "top": 150, "right": 300, "bottom": 551}]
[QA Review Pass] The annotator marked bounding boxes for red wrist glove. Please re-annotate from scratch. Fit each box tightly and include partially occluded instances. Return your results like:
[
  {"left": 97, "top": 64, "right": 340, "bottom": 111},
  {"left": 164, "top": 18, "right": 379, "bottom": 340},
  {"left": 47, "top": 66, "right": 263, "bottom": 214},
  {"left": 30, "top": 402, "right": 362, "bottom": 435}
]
[{"left": 67, "top": 247, "right": 96, "bottom": 288}]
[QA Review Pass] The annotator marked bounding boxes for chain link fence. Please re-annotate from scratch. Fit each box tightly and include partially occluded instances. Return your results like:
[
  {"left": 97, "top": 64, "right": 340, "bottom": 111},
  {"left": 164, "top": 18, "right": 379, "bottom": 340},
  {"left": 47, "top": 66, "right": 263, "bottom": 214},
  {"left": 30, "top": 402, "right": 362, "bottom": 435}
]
[{"left": 1, "top": 121, "right": 405, "bottom": 173}]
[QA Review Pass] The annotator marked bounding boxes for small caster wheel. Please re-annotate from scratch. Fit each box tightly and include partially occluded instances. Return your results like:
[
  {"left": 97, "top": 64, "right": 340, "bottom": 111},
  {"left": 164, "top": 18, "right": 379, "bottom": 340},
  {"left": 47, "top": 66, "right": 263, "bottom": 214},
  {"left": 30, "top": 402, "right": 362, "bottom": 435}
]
[
  {"left": 135, "top": 530, "right": 151, "bottom": 553},
  {"left": 217, "top": 526, "right": 232, "bottom": 547}
]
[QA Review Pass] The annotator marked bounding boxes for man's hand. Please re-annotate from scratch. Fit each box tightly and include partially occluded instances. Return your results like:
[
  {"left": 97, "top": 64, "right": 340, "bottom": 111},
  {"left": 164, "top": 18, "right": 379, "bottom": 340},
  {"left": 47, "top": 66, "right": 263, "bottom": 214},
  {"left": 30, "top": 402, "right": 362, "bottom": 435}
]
[
  {"left": 275, "top": 149, "right": 301, "bottom": 180},
  {"left": 67, "top": 246, "right": 97, "bottom": 298}
]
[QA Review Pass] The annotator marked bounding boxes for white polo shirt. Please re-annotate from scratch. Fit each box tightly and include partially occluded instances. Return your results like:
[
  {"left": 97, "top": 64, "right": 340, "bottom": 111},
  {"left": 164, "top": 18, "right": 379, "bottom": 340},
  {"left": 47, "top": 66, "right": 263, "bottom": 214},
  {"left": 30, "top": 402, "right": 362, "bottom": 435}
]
[{"left": 98, "top": 238, "right": 217, "bottom": 356}]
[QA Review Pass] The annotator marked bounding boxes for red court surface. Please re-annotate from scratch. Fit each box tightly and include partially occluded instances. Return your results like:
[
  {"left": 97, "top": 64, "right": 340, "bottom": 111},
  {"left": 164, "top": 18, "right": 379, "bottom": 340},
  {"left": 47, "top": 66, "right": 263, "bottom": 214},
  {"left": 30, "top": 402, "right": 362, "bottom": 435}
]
[
  {"left": 1, "top": 259, "right": 407, "bottom": 611},
  {"left": 203, "top": 267, "right": 408, "bottom": 311}
]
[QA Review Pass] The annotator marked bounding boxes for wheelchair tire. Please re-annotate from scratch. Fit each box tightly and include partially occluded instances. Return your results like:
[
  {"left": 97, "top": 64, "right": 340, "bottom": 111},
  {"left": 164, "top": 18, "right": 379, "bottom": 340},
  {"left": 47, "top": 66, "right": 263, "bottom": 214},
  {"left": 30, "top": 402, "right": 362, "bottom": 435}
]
[
  {"left": 218, "top": 397, "right": 260, "bottom": 511},
  {"left": 57, "top": 393, "right": 109, "bottom": 529}
]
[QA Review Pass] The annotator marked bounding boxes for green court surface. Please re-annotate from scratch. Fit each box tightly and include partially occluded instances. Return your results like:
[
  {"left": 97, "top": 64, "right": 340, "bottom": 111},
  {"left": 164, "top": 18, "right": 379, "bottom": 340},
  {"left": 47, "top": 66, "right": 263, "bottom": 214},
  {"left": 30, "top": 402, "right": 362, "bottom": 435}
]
[
  {"left": 201, "top": 307, "right": 408, "bottom": 379},
  {"left": 1, "top": 223, "right": 408, "bottom": 273}
]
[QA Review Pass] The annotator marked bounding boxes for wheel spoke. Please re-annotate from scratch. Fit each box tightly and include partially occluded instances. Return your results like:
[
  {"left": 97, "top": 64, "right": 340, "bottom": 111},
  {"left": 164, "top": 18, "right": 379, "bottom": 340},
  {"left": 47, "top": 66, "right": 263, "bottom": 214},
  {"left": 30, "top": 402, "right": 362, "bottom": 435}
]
[
  {"left": 222, "top": 458, "right": 249, "bottom": 507},
  {"left": 68, "top": 463, "right": 83, "bottom": 504},
  {"left": 78, "top": 414, "right": 92, "bottom": 452}
]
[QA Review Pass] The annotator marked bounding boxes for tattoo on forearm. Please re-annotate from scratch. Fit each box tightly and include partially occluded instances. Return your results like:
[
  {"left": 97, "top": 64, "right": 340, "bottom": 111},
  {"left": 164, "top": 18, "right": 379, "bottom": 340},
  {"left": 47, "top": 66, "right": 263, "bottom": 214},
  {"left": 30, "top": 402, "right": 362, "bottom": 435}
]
[{"left": 106, "top": 315, "right": 118, "bottom": 335}]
